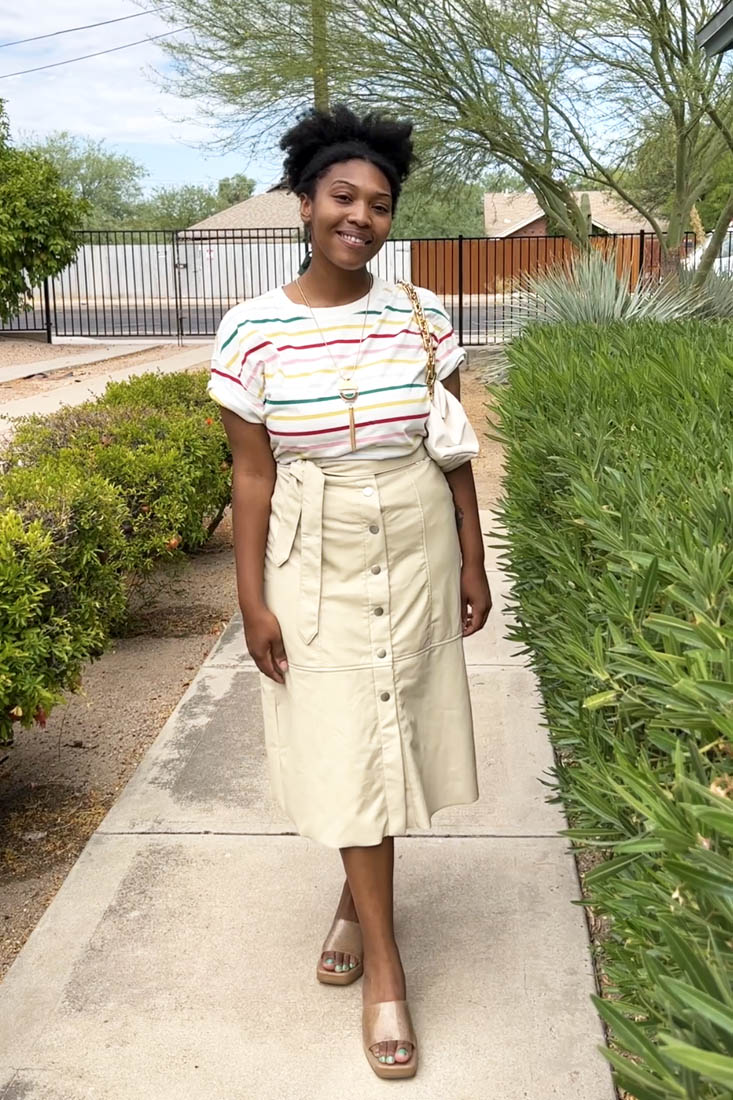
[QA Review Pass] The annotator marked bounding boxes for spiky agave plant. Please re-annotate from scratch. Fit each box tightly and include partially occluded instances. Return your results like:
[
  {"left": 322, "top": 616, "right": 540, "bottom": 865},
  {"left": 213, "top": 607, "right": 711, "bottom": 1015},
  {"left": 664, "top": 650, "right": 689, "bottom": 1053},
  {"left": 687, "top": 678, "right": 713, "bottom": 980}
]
[
  {"left": 680, "top": 267, "right": 733, "bottom": 318},
  {"left": 518, "top": 250, "right": 706, "bottom": 326}
]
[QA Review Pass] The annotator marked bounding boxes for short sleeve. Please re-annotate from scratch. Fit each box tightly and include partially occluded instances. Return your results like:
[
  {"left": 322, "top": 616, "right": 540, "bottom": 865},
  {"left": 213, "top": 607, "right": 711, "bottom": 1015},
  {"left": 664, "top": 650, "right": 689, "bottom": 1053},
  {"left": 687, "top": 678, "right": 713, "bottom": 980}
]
[
  {"left": 417, "top": 288, "right": 467, "bottom": 381},
  {"left": 207, "top": 307, "right": 266, "bottom": 424}
]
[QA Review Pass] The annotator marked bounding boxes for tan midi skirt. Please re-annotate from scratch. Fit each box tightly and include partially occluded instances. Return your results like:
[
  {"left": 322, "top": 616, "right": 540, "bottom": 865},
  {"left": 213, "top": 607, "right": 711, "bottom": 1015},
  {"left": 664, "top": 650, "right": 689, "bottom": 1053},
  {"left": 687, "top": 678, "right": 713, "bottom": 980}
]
[{"left": 260, "top": 443, "right": 479, "bottom": 849}]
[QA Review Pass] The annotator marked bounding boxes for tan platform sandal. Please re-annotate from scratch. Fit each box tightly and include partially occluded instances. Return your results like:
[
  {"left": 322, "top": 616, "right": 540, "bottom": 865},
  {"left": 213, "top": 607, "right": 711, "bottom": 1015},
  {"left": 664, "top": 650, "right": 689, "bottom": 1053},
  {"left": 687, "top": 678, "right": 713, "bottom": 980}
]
[
  {"left": 316, "top": 917, "right": 363, "bottom": 985},
  {"left": 362, "top": 1000, "right": 418, "bottom": 1079}
]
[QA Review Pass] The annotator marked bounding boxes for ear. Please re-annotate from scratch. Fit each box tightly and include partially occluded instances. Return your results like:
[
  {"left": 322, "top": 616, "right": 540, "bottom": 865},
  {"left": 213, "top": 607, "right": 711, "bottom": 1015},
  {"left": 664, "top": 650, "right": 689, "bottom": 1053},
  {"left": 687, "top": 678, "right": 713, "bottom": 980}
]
[{"left": 299, "top": 193, "right": 312, "bottom": 228}]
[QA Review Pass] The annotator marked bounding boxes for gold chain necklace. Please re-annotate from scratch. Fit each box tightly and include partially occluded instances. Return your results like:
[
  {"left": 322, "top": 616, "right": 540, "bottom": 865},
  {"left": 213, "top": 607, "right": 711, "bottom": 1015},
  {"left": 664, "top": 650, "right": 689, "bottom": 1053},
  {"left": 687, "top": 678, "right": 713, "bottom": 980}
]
[{"left": 295, "top": 273, "right": 373, "bottom": 451}]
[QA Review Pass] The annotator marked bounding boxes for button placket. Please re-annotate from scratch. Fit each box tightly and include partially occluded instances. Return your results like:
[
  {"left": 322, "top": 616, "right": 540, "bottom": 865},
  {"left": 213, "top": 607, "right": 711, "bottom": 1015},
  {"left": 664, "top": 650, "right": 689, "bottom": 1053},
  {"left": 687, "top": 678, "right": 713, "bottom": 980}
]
[{"left": 363, "top": 477, "right": 404, "bottom": 830}]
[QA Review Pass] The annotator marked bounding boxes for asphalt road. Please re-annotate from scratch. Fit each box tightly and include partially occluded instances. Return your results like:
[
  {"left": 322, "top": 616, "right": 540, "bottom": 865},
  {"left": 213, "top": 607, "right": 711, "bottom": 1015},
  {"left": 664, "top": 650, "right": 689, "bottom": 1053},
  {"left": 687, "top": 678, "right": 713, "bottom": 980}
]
[{"left": 4, "top": 301, "right": 526, "bottom": 342}]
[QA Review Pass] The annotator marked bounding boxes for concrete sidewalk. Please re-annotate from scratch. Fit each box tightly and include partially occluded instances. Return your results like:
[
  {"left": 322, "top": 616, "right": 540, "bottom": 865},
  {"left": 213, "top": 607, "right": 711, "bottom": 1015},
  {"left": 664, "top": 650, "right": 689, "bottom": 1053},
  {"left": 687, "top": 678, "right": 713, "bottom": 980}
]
[
  {"left": 0, "top": 343, "right": 166, "bottom": 385},
  {"left": 0, "top": 345, "right": 213, "bottom": 443},
  {"left": 0, "top": 511, "right": 615, "bottom": 1099}
]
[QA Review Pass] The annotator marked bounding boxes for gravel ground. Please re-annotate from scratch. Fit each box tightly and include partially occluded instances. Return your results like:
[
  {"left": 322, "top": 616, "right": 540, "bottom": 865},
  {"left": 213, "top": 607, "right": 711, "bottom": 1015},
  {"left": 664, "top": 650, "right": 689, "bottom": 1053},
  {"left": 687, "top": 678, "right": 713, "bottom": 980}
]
[
  {"left": 0, "top": 344, "right": 201, "bottom": 402},
  {"left": 0, "top": 367, "right": 505, "bottom": 980},
  {"left": 0, "top": 338, "right": 109, "bottom": 368}
]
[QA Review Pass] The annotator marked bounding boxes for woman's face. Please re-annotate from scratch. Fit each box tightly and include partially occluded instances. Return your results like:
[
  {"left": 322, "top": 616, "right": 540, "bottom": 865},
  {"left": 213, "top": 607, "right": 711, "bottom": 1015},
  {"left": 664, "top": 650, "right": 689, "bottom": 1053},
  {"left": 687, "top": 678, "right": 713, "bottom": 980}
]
[{"left": 300, "top": 158, "right": 393, "bottom": 270}]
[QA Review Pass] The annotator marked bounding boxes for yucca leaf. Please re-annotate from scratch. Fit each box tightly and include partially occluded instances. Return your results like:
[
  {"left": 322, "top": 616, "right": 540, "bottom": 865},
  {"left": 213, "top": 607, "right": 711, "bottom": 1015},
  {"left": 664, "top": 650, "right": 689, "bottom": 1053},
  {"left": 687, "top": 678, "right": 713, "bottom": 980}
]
[{"left": 659, "top": 1037, "right": 733, "bottom": 1087}]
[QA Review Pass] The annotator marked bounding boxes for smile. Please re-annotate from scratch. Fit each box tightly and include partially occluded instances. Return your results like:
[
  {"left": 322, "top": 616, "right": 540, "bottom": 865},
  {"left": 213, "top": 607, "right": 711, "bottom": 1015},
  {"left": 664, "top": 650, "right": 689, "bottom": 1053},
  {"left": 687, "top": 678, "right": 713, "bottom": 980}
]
[{"left": 337, "top": 231, "right": 371, "bottom": 248}]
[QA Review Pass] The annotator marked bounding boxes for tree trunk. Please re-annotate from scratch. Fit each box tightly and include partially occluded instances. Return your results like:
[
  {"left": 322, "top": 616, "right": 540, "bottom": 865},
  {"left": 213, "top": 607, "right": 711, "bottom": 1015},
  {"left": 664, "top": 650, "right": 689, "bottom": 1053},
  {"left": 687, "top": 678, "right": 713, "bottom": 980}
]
[
  {"left": 312, "top": 0, "right": 330, "bottom": 111},
  {"left": 691, "top": 187, "right": 733, "bottom": 291}
]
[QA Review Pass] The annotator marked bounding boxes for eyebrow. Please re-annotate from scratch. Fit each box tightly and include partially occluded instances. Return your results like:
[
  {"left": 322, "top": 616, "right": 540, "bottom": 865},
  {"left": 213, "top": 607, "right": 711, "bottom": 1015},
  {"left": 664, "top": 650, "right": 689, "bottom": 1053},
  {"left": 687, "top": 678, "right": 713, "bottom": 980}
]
[{"left": 330, "top": 178, "right": 392, "bottom": 200}]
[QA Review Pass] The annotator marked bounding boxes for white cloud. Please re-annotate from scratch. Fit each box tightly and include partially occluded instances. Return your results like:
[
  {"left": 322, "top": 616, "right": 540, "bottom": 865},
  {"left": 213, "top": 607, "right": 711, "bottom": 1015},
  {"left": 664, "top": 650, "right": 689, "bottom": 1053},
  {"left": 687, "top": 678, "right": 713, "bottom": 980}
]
[{"left": 0, "top": 0, "right": 212, "bottom": 144}]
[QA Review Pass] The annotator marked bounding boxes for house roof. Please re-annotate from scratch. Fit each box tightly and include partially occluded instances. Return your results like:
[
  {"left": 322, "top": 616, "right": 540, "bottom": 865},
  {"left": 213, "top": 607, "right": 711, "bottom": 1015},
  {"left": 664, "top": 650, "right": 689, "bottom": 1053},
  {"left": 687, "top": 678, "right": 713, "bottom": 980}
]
[
  {"left": 696, "top": 0, "right": 733, "bottom": 55},
  {"left": 483, "top": 191, "right": 665, "bottom": 236},
  {"left": 188, "top": 188, "right": 302, "bottom": 231}
]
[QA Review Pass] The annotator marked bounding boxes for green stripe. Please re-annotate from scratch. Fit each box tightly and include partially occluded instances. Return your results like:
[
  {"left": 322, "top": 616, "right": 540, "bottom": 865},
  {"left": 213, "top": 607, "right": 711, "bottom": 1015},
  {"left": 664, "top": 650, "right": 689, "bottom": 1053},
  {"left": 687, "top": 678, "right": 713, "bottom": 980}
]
[
  {"left": 221, "top": 300, "right": 449, "bottom": 350},
  {"left": 264, "top": 383, "right": 424, "bottom": 406}
]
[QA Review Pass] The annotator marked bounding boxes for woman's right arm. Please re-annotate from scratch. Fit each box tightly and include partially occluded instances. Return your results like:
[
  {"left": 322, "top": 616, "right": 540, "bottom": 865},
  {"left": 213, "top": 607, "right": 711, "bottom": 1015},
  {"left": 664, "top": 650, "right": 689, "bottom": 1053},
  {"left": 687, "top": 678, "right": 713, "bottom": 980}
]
[{"left": 219, "top": 407, "right": 288, "bottom": 684}]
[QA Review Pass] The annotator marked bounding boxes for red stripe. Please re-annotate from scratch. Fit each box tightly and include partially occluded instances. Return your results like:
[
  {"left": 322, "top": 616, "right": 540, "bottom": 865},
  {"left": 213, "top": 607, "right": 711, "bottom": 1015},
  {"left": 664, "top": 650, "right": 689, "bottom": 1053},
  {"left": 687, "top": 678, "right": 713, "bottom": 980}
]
[
  {"left": 240, "top": 339, "right": 271, "bottom": 366},
  {"left": 275, "top": 327, "right": 448, "bottom": 353},
  {"left": 269, "top": 412, "right": 429, "bottom": 438},
  {"left": 211, "top": 366, "right": 243, "bottom": 387}
]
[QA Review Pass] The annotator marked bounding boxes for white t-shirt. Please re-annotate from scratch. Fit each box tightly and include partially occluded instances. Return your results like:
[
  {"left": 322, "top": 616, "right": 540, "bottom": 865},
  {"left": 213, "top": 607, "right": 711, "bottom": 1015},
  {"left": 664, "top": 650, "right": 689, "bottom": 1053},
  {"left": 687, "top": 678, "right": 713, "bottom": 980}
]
[{"left": 207, "top": 274, "right": 465, "bottom": 464}]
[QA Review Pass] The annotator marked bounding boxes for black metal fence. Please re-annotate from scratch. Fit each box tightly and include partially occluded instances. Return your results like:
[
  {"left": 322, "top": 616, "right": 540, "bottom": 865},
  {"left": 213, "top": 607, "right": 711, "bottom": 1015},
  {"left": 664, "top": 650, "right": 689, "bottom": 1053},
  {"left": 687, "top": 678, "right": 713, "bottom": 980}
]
[{"left": 0, "top": 227, "right": 717, "bottom": 345}]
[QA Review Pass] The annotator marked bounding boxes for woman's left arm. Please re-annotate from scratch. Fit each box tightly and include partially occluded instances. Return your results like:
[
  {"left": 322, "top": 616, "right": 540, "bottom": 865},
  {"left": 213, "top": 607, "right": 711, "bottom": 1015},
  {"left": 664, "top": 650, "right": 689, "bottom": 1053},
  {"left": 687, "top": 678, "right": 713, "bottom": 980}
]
[{"left": 441, "top": 368, "right": 492, "bottom": 637}]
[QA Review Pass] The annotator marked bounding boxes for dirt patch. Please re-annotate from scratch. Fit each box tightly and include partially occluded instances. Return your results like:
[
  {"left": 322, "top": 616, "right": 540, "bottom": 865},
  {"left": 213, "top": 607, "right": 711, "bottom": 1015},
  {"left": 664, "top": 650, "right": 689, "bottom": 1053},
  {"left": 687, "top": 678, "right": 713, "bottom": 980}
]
[
  {"left": 0, "top": 344, "right": 197, "bottom": 403},
  {"left": 0, "top": 373, "right": 506, "bottom": 981},
  {"left": 460, "top": 364, "right": 505, "bottom": 508},
  {"left": 0, "top": 338, "right": 106, "bottom": 368}
]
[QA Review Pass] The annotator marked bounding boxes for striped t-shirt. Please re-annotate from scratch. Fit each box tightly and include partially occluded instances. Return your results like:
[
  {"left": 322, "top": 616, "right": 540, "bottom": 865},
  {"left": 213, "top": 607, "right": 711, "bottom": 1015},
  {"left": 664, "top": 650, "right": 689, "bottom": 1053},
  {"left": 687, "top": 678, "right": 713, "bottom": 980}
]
[{"left": 207, "top": 274, "right": 465, "bottom": 463}]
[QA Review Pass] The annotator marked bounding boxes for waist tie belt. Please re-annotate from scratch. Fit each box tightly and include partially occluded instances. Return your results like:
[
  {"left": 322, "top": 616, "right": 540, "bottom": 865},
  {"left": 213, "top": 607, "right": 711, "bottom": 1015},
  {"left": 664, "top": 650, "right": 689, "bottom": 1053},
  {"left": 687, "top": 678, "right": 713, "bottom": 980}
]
[
  {"left": 268, "top": 445, "right": 430, "bottom": 645},
  {"left": 270, "top": 459, "right": 325, "bottom": 645}
]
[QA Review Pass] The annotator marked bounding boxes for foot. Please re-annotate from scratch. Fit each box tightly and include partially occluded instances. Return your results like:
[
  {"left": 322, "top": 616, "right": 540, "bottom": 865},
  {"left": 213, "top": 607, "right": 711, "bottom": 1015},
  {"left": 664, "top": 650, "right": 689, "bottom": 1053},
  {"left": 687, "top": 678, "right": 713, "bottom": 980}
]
[
  {"left": 320, "top": 879, "right": 361, "bottom": 974},
  {"left": 363, "top": 946, "right": 414, "bottom": 1066}
]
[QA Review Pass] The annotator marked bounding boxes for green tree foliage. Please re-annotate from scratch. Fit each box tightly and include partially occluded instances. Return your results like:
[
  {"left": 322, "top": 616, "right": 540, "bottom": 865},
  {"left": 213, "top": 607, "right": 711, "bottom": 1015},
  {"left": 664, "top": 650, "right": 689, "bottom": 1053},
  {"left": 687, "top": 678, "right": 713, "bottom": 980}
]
[
  {"left": 24, "top": 132, "right": 147, "bottom": 229},
  {"left": 216, "top": 172, "right": 256, "bottom": 208},
  {"left": 0, "top": 104, "right": 86, "bottom": 323},
  {"left": 23, "top": 131, "right": 256, "bottom": 230},
  {"left": 149, "top": 0, "right": 733, "bottom": 269},
  {"left": 126, "top": 184, "right": 223, "bottom": 229},
  {"left": 390, "top": 169, "right": 522, "bottom": 237}
]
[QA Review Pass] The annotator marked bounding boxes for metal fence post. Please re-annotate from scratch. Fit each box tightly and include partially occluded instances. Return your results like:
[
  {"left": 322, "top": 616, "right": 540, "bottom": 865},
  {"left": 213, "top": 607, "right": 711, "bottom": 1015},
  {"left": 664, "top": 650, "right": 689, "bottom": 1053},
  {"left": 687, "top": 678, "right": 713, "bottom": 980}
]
[
  {"left": 172, "top": 231, "right": 184, "bottom": 345},
  {"left": 458, "top": 234, "right": 464, "bottom": 346},
  {"left": 43, "top": 277, "right": 53, "bottom": 344}
]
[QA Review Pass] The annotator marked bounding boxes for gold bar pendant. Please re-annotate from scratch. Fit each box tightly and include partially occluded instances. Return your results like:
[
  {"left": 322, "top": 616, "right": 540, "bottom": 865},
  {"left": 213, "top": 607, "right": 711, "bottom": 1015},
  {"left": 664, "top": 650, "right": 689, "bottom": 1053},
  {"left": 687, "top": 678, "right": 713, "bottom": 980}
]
[{"left": 348, "top": 406, "right": 356, "bottom": 451}]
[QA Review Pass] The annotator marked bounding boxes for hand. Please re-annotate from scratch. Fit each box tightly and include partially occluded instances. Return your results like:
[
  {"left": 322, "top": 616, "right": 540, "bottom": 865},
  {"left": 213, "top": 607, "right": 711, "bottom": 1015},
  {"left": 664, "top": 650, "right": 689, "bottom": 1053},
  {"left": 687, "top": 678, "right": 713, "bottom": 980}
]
[
  {"left": 242, "top": 605, "right": 288, "bottom": 684},
  {"left": 460, "top": 562, "right": 492, "bottom": 637}
]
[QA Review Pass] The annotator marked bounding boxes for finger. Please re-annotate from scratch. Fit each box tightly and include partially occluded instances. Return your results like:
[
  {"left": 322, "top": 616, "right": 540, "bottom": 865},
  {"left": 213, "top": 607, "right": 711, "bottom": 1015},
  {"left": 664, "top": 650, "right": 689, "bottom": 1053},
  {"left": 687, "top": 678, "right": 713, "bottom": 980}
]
[
  {"left": 256, "top": 650, "right": 285, "bottom": 684},
  {"left": 271, "top": 632, "right": 288, "bottom": 675},
  {"left": 266, "top": 646, "right": 286, "bottom": 684}
]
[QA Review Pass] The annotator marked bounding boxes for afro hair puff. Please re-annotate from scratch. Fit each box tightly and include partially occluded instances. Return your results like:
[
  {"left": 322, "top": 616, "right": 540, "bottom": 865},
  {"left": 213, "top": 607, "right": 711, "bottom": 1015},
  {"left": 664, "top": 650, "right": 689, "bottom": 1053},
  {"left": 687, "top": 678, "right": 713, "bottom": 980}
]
[{"left": 279, "top": 103, "right": 415, "bottom": 208}]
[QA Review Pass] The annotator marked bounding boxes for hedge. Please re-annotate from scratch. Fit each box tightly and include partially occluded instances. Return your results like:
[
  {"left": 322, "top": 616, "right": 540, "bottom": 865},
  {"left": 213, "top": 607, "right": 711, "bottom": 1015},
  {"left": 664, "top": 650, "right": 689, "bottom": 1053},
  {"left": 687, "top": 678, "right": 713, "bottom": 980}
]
[
  {"left": 0, "top": 370, "right": 231, "bottom": 744},
  {"left": 491, "top": 321, "right": 733, "bottom": 1098}
]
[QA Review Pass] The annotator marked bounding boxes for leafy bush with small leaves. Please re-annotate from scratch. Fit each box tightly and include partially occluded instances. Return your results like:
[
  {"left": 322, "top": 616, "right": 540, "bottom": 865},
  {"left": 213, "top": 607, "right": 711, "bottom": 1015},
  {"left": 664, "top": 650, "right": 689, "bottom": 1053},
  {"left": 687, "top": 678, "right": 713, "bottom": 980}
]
[
  {"left": 491, "top": 320, "right": 733, "bottom": 1098},
  {"left": 0, "top": 369, "right": 232, "bottom": 744}
]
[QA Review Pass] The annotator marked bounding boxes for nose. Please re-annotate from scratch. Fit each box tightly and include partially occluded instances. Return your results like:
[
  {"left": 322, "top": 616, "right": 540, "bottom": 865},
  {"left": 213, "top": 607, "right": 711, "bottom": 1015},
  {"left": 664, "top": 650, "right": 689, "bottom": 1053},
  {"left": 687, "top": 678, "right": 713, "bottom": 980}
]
[{"left": 347, "top": 202, "right": 371, "bottom": 227}]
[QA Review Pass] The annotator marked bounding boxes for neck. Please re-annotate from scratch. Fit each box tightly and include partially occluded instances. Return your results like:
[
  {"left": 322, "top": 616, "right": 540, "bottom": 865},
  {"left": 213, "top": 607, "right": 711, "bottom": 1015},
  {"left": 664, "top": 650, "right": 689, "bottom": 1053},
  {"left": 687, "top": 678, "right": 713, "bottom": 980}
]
[{"left": 297, "top": 253, "right": 373, "bottom": 306}]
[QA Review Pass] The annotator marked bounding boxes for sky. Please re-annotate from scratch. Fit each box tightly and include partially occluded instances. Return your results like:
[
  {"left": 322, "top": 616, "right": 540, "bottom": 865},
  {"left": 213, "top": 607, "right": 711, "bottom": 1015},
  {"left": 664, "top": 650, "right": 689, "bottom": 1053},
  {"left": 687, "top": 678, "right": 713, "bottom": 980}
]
[{"left": 0, "top": 0, "right": 284, "bottom": 194}]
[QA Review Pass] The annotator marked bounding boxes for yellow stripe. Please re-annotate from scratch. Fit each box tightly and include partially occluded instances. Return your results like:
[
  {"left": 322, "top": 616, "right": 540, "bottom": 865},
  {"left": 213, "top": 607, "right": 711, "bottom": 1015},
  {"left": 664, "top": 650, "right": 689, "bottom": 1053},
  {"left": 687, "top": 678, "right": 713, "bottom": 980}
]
[
  {"left": 268, "top": 396, "right": 425, "bottom": 423},
  {"left": 264, "top": 356, "right": 418, "bottom": 381}
]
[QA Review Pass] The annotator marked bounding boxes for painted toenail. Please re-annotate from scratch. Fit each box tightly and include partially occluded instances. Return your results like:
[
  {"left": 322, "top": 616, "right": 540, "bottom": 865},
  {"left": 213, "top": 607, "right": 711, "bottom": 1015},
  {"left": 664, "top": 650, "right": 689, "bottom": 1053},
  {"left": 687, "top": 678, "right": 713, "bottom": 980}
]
[
  {"left": 335, "top": 964, "right": 342, "bottom": 971},
  {"left": 386, "top": 1056, "right": 395, "bottom": 1064},
  {"left": 378, "top": 1056, "right": 386, "bottom": 1063},
  {"left": 398, "top": 1048, "right": 408, "bottom": 1057},
  {"left": 349, "top": 961, "right": 356, "bottom": 968},
  {"left": 325, "top": 957, "right": 334, "bottom": 965}
]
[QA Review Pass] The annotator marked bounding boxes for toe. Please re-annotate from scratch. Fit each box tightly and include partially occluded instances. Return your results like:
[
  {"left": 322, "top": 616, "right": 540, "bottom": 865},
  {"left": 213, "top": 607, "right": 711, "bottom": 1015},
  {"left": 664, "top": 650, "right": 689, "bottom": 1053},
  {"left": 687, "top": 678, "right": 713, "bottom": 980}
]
[
  {"left": 395, "top": 1042, "right": 412, "bottom": 1064},
  {"left": 385, "top": 1040, "right": 397, "bottom": 1065},
  {"left": 321, "top": 952, "right": 336, "bottom": 971},
  {"left": 333, "top": 951, "right": 344, "bottom": 972},
  {"left": 349, "top": 953, "right": 359, "bottom": 970}
]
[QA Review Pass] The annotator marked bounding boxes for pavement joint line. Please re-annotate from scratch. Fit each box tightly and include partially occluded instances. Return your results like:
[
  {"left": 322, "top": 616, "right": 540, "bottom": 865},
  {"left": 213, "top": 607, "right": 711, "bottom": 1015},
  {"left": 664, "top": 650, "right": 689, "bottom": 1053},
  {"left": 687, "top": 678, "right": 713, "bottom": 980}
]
[{"left": 93, "top": 829, "right": 567, "bottom": 840}]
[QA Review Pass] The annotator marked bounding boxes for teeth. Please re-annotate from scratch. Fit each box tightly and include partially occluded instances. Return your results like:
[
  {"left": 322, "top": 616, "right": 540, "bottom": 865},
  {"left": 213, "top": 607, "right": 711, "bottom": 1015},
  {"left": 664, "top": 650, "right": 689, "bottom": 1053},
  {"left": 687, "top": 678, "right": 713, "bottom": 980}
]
[{"left": 340, "top": 233, "right": 367, "bottom": 244}]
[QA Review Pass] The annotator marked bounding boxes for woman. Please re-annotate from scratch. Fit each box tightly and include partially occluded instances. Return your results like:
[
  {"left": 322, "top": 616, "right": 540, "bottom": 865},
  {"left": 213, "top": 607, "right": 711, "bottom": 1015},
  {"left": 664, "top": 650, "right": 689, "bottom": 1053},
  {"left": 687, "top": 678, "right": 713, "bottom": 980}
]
[{"left": 207, "top": 104, "right": 492, "bottom": 1080}]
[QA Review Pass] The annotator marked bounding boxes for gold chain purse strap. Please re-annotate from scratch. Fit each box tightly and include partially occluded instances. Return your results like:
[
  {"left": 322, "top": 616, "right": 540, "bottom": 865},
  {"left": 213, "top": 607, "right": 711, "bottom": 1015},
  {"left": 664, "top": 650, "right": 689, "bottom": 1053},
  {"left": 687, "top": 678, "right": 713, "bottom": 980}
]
[{"left": 396, "top": 280, "right": 436, "bottom": 400}]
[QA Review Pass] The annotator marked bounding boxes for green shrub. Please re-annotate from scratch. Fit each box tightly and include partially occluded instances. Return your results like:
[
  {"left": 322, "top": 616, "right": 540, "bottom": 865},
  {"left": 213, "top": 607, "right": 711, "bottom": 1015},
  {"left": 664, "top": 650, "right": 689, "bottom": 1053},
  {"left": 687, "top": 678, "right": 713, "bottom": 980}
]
[
  {"left": 491, "top": 320, "right": 733, "bottom": 1098},
  {"left": 0, "top": 369, "right": 232, "bottom": 743}
]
